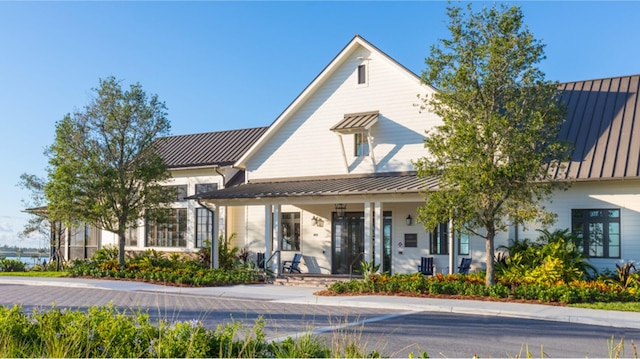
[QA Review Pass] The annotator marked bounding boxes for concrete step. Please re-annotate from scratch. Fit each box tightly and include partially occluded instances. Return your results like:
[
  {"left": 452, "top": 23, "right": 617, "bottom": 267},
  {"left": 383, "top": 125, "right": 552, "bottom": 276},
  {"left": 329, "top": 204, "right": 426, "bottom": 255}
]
[{"left": 273, "top": 274, "right": 353, "bottom": 288}]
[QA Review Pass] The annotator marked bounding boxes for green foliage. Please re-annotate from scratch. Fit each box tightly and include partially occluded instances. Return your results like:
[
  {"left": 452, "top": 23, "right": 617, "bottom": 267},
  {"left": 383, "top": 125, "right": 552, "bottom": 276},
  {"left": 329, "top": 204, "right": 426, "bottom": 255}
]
[
  {"left": 0, "top": 258, "right": 26, "bottom": 272},
  {"left": 415, "top": 3, "right": 571, "bottom": 287},
  {"left": 326, "top": 270, "right": 640, "bottom": 305},
  {"left": 496, "top": 229, "right": 596, "bottom": 285},
  {"left": 44, "top": 76, "right": 174, "bottom": 266},
  {"left": 67, "top": 246, "right": 258, "bottom": 286},
  {"left": 219, "top": 233, "right": 241, "bottom": 270}
]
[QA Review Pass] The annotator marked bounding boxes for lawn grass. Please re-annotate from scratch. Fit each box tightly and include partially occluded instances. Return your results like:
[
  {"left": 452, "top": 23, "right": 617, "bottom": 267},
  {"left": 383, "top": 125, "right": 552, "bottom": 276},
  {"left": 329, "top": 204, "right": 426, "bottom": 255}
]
[
  {"left": 0, "top": 271, "right": 69, "bottom": 277},
  {"left": 569, "top": 301, "right": 640, "bottom": 312}
]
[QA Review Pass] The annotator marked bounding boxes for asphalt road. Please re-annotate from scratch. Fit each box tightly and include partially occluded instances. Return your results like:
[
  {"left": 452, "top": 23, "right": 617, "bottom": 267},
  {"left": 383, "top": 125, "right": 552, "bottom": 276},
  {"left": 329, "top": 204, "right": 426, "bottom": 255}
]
[{"left": 1, "top": 280, "right": 639, "bottom": 357}]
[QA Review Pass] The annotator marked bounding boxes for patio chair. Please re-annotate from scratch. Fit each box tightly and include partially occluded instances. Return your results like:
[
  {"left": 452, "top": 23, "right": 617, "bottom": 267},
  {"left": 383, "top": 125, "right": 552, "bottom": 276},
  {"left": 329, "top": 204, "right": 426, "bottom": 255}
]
[
  {"left": 457, "top": 257, "right": 472, "bottom": 274},
  {"left": 417, "top": 256, "right": 435, "bottom": 276},
  {"left": 282, "top": 253, "right": 302, "bottom": 274}
]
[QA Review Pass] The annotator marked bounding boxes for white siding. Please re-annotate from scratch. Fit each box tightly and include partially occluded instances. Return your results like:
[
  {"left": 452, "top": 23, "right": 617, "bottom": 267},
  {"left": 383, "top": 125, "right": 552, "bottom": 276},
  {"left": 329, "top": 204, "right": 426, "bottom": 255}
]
[{"left": 246, "top": 45, "right": 440, "bottom": 180}]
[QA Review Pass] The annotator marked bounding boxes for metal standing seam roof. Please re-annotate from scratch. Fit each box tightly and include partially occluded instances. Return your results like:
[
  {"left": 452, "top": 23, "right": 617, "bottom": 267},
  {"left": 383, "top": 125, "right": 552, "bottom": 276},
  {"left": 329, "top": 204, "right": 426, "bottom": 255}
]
[
  {"left": 330, "top": 111, "right": 379, "bottom": 134},
  {"left": 556, "top": 75, "right": 640, "bottom": 181},
  {"left": 190, "top": 172, "right": 439, "bottom": 200},
  {"left": 155, "top": 127, "right": 268, "bottom": 168}
]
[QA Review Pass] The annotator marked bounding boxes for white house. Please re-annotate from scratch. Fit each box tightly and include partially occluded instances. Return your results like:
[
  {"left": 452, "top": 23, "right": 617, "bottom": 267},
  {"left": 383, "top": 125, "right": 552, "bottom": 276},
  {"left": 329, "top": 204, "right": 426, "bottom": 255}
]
[
  {"left": 193, "top": 36, "right": 640, "bottom": 275},
  {"left": 91, "top": 35, "right": 640, "bottom": 276}
]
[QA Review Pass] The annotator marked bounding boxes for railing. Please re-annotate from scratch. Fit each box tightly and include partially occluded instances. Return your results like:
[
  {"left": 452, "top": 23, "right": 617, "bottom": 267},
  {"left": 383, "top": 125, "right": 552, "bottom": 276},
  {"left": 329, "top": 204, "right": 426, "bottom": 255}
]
[
  {"left": 262, "top": 250, "right": 280, "bottom": 278},
  {"left": 349, "top": 251, "right": 365, "bottom": 279}
]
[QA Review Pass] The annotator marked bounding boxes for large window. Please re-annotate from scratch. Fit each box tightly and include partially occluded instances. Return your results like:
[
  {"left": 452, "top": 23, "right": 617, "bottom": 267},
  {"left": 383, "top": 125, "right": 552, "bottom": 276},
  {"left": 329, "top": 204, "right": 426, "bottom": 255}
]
[
  {"left": 195, "top": 207, "right": 213, "bottom": 248},
  {"left": 458, "top": 230, "right": 470, "bottom": 255},
  {"left": 281, "top": 212, "right": 300, "bottom": 251},
  {"left": 125, "top": 226, "right": 138, "bottom": 246},
  {"left": 146, "top": 208, "right": 187, "bottom": 247},
  {"left": 572, "top": 209, "right": 620, "bottom": 258},
  {"left": 430, "top": 222, "right": 449, "bottom": 255},
  {"left": 69, "top": 223, "right": 100, "bottom": 260}
]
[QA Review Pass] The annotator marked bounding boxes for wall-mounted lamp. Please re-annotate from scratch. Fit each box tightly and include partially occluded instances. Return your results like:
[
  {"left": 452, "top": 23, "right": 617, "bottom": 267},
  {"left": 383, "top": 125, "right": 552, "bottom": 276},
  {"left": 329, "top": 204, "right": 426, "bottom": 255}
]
[
  {"left": 312, "top": 216, "right": 325, "bottom": 227},
  {"left": 406, "top": 214, "right": 413, "bottom": 226},
  {"left": 335, "top": 203, "right": 347, "bottom": 217}
]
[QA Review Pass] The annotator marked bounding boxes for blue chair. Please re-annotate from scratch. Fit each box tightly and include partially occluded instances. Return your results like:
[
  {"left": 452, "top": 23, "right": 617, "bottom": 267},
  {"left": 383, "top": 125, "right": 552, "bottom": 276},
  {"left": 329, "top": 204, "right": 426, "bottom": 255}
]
[
  {"left": 417, "top": 257, "right": 435, "bottom": 276},
  {"left": 458, "top": 257, "right": 472, "bottom": 274},
  {"left": 282, "top": 253, "right": 302, "bottom": 273}
]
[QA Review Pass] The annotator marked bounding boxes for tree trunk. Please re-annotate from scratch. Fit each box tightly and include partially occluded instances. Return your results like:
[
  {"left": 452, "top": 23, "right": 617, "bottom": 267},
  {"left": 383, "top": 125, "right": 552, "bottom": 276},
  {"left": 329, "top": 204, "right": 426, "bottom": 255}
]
[
  {"left": 485, "top": 224, "right": 496, "bottom": 287},
  {"left": 118, "top": 230, "right": 126, "bottom": 267}
]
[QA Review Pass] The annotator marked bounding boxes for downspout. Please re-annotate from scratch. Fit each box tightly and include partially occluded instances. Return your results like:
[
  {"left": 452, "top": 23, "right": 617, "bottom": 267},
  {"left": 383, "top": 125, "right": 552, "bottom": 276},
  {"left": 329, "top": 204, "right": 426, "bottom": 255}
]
[{"left": 196, "top": 165, "right": 225, "bottom": 269}]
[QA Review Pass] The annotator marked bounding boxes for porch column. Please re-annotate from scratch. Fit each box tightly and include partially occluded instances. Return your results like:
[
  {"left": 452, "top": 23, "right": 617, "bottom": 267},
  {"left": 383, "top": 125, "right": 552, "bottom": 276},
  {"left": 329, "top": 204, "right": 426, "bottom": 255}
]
[
  {"left": 211, "top": 205, "right": 220, "bottom": 269},
  {"left": 264, "top": 204, "right": 272, "bottom": 272},
  {"left": 273, "top": 204, "right": 282, "bottom": 276},
  {"left": 448, "top": 218, "right": 454, "bottom": 274},
  {"left": 364, "top": 202, "right": 373, "bottom": 264},
  {"left": 374, "top": 201, "right": 382, "bottom": 270}
]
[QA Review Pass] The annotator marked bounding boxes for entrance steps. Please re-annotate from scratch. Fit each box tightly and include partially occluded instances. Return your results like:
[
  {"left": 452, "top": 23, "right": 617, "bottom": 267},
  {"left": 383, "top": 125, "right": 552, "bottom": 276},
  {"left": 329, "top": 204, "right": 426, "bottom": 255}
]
[{"left": 273, "top": 274, "right": 353, "bottom": 288}]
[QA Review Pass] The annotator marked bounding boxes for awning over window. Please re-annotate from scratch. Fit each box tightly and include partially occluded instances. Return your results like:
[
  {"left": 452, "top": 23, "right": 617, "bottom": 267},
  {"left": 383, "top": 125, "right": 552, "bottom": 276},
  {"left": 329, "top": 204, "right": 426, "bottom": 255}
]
[{"left": 330, "top": 111, "right": 379, "bottom": 134}]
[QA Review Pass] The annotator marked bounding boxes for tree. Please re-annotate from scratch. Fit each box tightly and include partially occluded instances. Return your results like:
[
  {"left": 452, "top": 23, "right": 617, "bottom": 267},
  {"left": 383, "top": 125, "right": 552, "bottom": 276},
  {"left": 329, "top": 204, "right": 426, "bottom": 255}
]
[
  {"left": 17, "top": 173, "right": 68, "bottom": 270},
  {"left": 415, "top": 3, "right": 571, "bottom": 286},
  {"left": 44, "top": 76, "right": 175, "bottom": 266}
]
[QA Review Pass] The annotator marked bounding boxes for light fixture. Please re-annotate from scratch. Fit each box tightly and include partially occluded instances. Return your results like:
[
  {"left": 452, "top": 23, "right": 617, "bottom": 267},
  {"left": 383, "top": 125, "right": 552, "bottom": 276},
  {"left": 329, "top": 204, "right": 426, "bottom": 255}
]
[
  {"left": 335, "top": 203, "right": 347, "bottom": 217},
  {"left": 406, "top": 214, "right": 413, "bottom": 226}
]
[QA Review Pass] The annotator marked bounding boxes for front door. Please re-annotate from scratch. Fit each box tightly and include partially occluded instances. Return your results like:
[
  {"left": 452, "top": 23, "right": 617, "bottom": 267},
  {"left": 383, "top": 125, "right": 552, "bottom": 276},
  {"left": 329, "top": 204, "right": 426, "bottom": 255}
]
[{"left": 331, "top": 212, "right": 364, "bottom": 274}]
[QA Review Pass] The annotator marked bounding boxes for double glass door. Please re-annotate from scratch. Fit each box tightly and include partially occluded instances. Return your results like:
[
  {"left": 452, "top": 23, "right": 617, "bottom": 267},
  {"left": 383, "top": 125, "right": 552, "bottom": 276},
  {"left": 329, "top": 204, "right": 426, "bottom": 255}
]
[{"left": 331, "top": 211, "right": 392, "bottom": 274}]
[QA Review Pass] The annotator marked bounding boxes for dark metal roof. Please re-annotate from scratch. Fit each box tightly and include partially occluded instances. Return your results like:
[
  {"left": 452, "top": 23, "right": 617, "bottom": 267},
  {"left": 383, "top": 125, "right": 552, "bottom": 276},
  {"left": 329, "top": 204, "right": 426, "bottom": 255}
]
[
  {"left": 330, "top": 111, "right": 379, "bottom": 134},
  {"left": 155, "top": 127, "right": 268, "bottom": 168},
  {"left": 191, "top": 172, "right": 438, "bottom": 201},
  {"left": 557, "top": 75, "right": 640, "bottom": 180}
]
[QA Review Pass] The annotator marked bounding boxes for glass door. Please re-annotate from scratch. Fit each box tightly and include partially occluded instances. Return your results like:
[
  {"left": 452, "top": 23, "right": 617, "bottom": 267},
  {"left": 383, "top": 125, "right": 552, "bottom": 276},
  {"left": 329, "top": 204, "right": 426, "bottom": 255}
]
[{"left": 332, "top": 212, "right": 364, "bottom": 274}]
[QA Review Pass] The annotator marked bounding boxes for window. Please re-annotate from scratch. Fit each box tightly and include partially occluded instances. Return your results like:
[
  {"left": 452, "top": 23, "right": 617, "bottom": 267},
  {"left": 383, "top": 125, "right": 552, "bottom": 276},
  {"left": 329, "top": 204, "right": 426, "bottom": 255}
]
[
  {"left": 430, "top": 222, "right": 449, "bottom": 255},
  {"left": 572, "top": 209, "right": 620, "bottom": 258},
  {"left": 458, "top": 230, "right": 470, "bottom": 255},
  {"left": 125, "top": 226, "right": 138, "bottom": 246},
  {"left": 281, "top": 212, "right": 300, "bottom": 251},
  {"left": 69, "top": 223, "right": 101, "bottom": 260},
  {"left": 168, "top": 185, "right": 188, "bottom": 201},
  {"left": 145, "top": 208, "right": 187, "bottom": 247},
  {"left": 357, "top": 64, "right": 366, "bottom": 84},
  {"left": 195, "top": 183, "right": 218, "bottom": 195},
  {"left": 404, "top": 233, "right": 418, "bottom": 248},
  {"left": 195, "top": 207, "right": 214, "bottom": 248},
  {"left": 354, "top": 133, "right": 369, "bottom": 156}
]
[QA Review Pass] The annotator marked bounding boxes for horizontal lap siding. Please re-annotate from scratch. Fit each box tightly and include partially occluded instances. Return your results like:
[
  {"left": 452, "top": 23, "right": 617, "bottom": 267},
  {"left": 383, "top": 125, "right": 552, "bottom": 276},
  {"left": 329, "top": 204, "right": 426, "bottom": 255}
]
[
  {"left": 247, "top": 45, "right": 438, "bottom": 180},
  {"left": 517, "top": 181, "right": 640, "bottom": 271}
]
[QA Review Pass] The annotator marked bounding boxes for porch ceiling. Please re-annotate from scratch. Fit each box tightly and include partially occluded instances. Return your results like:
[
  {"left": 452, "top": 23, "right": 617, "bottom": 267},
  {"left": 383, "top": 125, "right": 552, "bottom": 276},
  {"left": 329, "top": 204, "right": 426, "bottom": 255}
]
[{"left": 188, "top": 171, "right": 438, "bottom": 205}]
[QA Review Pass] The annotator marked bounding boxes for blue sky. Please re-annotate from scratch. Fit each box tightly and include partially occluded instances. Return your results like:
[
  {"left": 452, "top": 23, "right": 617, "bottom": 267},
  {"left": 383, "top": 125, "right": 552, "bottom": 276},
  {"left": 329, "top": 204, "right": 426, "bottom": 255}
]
[{"left": 1, "top": 1, "right": 639, "bottom": 248}]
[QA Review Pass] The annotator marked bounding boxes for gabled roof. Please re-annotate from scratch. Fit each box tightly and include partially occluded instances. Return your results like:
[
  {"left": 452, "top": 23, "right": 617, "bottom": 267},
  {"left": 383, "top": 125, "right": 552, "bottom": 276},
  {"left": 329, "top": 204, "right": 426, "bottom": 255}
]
[
  {"left": 556, "top": 74, "right": 640, "bottom": 181},
  {"left": 234, "top": 35, "right": 434, "bottom": 168},
  {"left": 155, "top": 127, "right": 268, "bottom": 169}
]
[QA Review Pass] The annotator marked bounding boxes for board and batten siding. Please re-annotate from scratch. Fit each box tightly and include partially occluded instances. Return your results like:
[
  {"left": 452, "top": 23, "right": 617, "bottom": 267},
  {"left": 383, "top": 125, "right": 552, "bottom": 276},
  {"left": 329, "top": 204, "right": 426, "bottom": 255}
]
[{"left": 245, "top": 45, "right": 440, "bottom": 180}]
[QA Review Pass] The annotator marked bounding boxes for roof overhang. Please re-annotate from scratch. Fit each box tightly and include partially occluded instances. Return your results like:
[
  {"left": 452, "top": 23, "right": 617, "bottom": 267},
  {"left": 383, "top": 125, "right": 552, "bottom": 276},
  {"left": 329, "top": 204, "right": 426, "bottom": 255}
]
[
  {"left": 187, "top": 171, "right": 438, "bottom": 206},
  {"left": 330, "top": 111, "right": 379, "bottom": 135}
]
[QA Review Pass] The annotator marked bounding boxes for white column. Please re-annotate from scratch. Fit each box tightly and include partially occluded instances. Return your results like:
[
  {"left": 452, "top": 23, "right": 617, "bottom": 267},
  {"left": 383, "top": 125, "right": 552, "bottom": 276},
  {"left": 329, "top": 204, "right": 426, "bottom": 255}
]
[
  {"left": 264, "top": 204, "right": 272, "bottom": 271},
  {"left": 374, "top": 201, "right": 382, "bottom": 270},
  {"left": 364, "top": 202, "right": 372, "bottom": 263},
  {"left": 273, "top": 204, "right": 282, "bottom": 275},
  {"left": 211, "top": 205, "right": 220, "bottom": 269},
  {"left": 448, "top": 218, "right": 455, "bottom": 274}
]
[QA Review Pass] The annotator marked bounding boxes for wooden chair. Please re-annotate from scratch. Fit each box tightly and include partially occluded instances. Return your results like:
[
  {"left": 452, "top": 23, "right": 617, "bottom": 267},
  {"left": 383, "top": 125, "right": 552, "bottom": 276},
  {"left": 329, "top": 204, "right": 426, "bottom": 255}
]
[
  {"left": 457, "top": 257, "right": 472, "bottom": 274},
  {"left": 282, "top": 253, "right": 302, "bottom": 273},
  {"left": 417, "top": 256, "right": 435, "bottom": 276}
]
